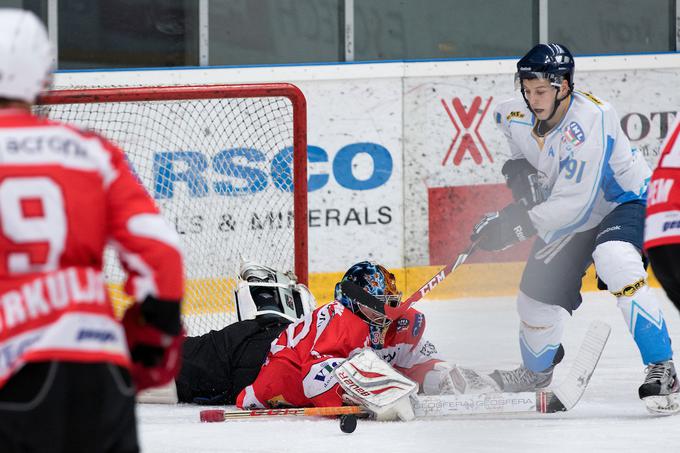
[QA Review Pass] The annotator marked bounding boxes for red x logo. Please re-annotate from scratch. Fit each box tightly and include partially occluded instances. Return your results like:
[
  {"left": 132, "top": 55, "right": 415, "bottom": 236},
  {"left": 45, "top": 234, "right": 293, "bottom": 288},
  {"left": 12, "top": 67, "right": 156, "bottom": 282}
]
[{"left": 441, "top": 96, "right": 494, "bottom": 166}]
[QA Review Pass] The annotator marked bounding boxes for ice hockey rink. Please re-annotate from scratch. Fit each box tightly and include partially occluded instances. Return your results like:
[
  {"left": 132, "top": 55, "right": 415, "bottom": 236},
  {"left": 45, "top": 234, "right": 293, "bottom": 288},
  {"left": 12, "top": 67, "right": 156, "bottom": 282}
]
[{"left": 137, "top": 289, "right": 680, "bottom": 453}]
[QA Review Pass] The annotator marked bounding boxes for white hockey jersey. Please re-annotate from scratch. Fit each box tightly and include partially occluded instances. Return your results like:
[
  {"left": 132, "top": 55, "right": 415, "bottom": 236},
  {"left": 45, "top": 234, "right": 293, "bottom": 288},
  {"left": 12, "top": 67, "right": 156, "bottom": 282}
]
[{"left": 494, "top": 91, "right": 650, "bottom": 242}]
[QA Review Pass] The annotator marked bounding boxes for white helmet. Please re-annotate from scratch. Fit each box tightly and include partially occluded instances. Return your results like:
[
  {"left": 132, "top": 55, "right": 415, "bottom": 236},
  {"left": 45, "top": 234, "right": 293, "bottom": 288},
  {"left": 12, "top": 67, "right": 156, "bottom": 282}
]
[
  {"left": 0, "top": 9, "right": 54, "bottom": 103},
  {"left": 235, "top": 261, "right": 316, "bottom": 323}
]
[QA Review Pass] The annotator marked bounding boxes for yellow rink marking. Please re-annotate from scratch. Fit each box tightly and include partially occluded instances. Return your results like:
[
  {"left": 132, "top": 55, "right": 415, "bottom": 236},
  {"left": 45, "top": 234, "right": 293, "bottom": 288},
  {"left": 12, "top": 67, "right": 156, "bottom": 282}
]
[{"left": 109, "top": 263, "right": 661, "bottom": 318}]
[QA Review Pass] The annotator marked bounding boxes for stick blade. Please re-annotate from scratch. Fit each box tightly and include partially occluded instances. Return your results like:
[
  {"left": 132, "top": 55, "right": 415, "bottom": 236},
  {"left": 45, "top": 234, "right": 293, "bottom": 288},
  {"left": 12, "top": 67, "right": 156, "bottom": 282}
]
[{"left": 548, "top": 320, "right": 611, "bottom": 412}]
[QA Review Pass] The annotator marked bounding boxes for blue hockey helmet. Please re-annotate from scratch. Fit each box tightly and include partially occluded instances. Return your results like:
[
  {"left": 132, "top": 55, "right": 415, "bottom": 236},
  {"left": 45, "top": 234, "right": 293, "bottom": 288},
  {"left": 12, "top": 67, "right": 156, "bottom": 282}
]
[
  {"left": 334, "top": 261, "right": 402, "bottom": 328},
  {"left": 515, "top": 43, "right": 574, "bottom": 92}
]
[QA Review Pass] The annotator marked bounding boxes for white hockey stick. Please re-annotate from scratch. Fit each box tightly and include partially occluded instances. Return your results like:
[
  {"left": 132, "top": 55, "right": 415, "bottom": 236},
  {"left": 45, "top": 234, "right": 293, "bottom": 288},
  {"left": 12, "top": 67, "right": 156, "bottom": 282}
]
[{"left": 413, "top": 320, "right": 611, "bottom": 417}]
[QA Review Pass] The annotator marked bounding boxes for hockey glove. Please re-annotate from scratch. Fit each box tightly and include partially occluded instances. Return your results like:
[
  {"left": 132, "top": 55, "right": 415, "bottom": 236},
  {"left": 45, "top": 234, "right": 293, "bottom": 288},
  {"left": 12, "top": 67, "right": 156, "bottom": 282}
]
[
  {"left": 501, "top": 158, "right": 547, "bottom": 208},
  {"left": 122, "top": 296, "right": 184, "bottom": 392},
  {"left": 471, "top": 203, "right": 537, "bottom": 251}
]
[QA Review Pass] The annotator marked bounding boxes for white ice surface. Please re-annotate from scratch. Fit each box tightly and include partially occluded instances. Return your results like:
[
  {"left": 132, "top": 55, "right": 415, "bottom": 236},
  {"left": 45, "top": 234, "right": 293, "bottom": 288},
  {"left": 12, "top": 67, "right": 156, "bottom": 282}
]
[{"left": 138, "top": 289, "right": 680, "bottom": 453}]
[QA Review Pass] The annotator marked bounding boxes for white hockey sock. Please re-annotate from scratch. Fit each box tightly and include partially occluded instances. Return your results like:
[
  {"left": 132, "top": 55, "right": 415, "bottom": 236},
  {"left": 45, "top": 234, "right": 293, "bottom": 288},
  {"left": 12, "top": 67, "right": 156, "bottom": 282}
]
[
  {"left": 616, "top": 285, "right": 672, "bottom": 364},
  {"left": 517, "top": 291, "right": 568, "bottom": 372}
]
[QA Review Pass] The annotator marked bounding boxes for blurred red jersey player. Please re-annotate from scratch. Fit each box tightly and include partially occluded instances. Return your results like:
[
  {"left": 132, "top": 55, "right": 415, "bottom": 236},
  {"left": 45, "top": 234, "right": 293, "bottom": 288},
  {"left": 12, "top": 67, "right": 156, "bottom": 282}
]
[
  {"left": 0, "top": 8, "right": 184, "bottom": 453},
  {"left": 645, "top": 115, "right": 680, "bottom": 311}
]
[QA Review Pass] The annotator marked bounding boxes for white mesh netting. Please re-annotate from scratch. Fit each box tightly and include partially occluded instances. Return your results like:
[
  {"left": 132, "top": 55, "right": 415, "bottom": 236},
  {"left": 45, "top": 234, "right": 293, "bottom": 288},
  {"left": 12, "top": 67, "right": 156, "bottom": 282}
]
[{"left": 36, "top": 85, "right": 305, "bottom": 336}]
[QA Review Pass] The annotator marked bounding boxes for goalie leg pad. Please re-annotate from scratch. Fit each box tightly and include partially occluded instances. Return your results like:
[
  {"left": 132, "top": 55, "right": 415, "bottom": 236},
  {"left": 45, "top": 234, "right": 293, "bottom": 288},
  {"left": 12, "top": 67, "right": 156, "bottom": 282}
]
[
  {"left": 593, "top": 241, "right": 672, "bottom": 364},
  {"left": 333, "top": 349, "right": 417, "bottom": 421},
  {"left": 517, "top": 291, "right": 568, "bottom": 372}
]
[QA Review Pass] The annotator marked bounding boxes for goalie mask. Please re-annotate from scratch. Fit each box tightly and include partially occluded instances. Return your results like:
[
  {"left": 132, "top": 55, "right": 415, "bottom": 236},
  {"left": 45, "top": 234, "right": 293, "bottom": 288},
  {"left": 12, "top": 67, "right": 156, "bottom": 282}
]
[
  {"left": 235, "top": 262, "right": 315, "bottom": 323},
  {"left": 334, "top": 261, "right": 403, "bottom": 329}
]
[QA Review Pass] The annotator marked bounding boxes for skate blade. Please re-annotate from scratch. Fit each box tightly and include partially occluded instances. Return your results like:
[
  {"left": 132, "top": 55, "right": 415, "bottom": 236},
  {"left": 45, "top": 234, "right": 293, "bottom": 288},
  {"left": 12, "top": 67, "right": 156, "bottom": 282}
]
[{"left": 643, "top": 393, "right": 680, "bottom": 415}]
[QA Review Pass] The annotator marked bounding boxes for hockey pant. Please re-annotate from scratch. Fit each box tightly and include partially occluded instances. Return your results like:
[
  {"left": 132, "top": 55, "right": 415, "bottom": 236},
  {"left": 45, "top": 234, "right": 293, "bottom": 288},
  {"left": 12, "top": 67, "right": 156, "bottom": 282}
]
[{"left": 0, "top": 361, "right": 138, "bottom": 453}]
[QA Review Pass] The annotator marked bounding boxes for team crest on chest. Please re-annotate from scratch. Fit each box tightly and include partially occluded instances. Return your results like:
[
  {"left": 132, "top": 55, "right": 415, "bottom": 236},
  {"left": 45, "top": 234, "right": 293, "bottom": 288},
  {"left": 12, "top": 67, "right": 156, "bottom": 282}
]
[{"left": 562, "top": 122, "right": 585, "bottom": 147}]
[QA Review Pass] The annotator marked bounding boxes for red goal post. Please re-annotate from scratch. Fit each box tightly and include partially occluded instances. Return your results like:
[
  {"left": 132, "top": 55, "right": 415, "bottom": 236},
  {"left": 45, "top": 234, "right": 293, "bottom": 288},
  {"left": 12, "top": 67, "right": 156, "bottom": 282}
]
[{"left": 37, "top": 83, "right": 308, "bottom": 335}]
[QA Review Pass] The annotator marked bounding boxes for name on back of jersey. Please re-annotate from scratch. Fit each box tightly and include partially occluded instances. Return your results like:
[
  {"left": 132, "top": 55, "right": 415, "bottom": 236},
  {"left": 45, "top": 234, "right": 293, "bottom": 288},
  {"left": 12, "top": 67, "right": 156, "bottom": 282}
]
[
  {"left": 2, "top": 132, "right": 89, "bottom": 158},
  {"left": 648, "top": 178, "right": 675, "bottom": 206}
]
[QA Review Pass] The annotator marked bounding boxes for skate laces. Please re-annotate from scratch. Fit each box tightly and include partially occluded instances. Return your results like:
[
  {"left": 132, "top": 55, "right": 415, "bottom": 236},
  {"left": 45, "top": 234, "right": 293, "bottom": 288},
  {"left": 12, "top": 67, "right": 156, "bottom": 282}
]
[
  {"left": 501, "top": 366, "right": 537, "bottom": 385},
  {"left": 644, "top": 362, "right": 674, "bottom": 384}
]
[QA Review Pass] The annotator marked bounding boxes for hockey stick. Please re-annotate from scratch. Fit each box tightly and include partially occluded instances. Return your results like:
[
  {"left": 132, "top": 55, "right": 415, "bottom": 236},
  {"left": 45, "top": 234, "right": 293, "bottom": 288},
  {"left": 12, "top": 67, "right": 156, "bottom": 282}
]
[
  {"left": 201, "top": 321, "right": 610, "bottom": 422},
  {"left": 398, "top": 241, "right": 478, "bottom": 313},
  {"left": 200, "top": 405, "right": 368, "bottom": 422},
  {"left": 412, "top": 320, "right": 611, "bottom": 416}
]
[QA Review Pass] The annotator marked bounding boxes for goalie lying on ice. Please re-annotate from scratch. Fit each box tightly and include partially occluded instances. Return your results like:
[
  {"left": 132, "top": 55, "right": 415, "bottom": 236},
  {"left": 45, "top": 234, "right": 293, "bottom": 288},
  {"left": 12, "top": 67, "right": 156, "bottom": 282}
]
[
  {"left": 147, "top": 260, "right": 499, "bottom": 415},
  {"left": 235, "top": 261, "right": 499, "bottom": 416}
]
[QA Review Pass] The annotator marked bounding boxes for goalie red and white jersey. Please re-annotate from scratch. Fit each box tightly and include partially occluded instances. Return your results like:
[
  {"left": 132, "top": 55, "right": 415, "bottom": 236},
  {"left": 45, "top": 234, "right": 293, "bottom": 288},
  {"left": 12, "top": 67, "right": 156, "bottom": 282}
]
[
  {"left": 0, "top": 109, "right": 183, "bottom": 388},
  {"left": 644, "top": 116, "right": 680, "bottom": 250},
  {"left": 237, "top": 300, "right": 442, "bottom": 409}
]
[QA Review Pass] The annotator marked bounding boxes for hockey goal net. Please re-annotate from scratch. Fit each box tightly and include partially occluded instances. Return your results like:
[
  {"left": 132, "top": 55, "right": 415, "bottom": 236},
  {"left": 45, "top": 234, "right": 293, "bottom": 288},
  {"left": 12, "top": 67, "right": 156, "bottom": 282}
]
[{"left": 36, "top": 84, "right": 308, "bottom": 336}]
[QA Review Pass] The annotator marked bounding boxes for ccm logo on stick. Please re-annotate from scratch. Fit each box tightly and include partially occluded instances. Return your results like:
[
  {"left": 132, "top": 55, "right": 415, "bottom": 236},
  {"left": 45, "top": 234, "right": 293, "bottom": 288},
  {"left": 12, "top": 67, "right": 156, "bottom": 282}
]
[{"left": 419, "top": 271, "right": 446, "bottom": 298}]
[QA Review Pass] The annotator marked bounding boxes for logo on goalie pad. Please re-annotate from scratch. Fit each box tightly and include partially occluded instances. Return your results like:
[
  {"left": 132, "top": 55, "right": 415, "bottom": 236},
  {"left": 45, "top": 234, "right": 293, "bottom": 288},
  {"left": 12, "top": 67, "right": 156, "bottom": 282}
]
[
  {"left": 336, "top": 370, "right": 372, "bottom": 397},
  {"left": 337, "top": 366, "right": 411, "bottom": 396}
]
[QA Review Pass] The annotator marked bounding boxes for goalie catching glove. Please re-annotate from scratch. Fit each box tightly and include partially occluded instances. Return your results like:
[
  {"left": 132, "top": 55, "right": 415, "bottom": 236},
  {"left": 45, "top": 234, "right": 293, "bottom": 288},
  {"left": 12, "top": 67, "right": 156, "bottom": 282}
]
[
  {"left": 471, "top": 203, "right": 537, "bottom": 251},
  {"left": 122, "top": 296, "right": 184, "bottom": 392},
  {"left": 333, "top": 349, "right": 417, "bottom": 421}
]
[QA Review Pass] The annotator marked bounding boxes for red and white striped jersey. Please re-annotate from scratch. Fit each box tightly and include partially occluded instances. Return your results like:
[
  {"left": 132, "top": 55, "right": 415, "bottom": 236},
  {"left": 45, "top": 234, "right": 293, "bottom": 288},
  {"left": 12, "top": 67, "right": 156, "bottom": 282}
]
[
  {"left": 645, "top": 116, "right": 680, "bottom": 250},
  {"left": 0, "top": 108, "right": 183, "bottom": 388},
  {"left": 237, "top": 300, "right": 442, "bottom": 409}
]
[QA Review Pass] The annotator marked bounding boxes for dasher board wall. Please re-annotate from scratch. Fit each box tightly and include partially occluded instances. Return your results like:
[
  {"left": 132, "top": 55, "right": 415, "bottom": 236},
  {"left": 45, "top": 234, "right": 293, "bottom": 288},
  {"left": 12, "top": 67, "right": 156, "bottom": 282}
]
[{"left": 53, "top": 54, "right": 680, "bottom": 301}]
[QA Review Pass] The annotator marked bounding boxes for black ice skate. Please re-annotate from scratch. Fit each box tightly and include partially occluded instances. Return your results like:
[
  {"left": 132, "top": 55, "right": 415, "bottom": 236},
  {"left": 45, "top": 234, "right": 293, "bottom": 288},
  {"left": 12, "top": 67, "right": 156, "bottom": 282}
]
[
  {"left": 639, "top": 360, "right": 680, "bottom": 415},
  {"left": 488, "top": 365, "right": 554, "bottom": 393}
]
